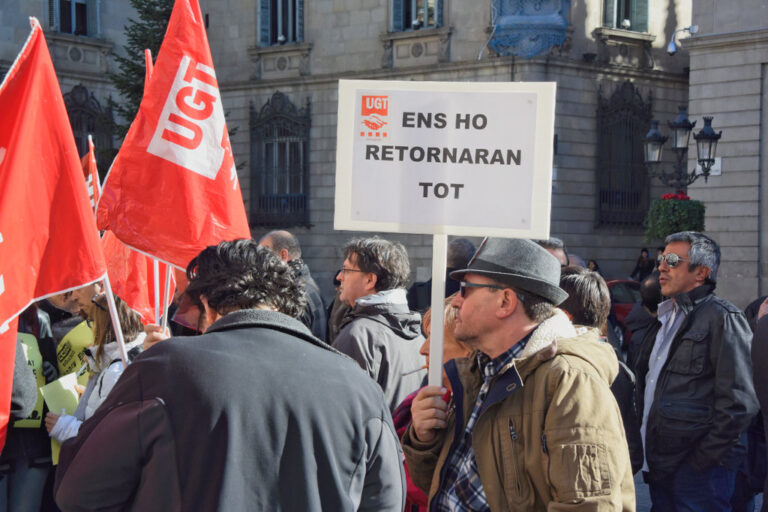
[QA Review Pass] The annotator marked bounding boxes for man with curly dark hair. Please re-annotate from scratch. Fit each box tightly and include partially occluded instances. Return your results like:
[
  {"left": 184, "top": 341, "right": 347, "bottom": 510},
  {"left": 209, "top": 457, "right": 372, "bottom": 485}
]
[
  {"left": 332, "top": 237, "right": 424, "bottom": 412},
  {"left": 55, "top": 239, "right": 406, "bottom": 511}
]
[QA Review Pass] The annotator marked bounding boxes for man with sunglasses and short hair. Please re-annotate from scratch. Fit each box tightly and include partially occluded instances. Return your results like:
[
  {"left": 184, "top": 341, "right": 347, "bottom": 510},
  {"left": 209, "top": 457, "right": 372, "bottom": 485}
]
[
  {"left": 332, "top": 237, "right": 424, "bottom": 412},
  {"left": 634, "top": 231, "right": 758, "bottom": 511},
  {"left": 402, "top": 237, "right": 635, "bottom": 511}
]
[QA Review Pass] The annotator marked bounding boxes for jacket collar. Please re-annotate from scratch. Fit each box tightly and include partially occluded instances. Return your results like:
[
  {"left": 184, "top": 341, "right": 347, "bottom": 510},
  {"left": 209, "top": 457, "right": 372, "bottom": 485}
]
[
  {"left": 205, "top": 308, "right": 326, "bottom": 347},
  {"left": 671, "top": 283, "right": 716, "bottom": 314}
]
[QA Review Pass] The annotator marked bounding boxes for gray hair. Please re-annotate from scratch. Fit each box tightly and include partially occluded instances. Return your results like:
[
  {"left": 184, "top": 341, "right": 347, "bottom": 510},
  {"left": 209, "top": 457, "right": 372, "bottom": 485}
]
[{"left": 664, "top": 231, "right": 720, "bottom": 283}]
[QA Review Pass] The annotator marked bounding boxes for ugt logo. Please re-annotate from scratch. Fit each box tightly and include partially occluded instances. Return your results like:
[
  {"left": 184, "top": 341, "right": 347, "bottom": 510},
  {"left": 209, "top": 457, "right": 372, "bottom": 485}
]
[
  {"left": 360, "top": 95, "right": 389, "bottom": 138},
  {"left": 147, "top": 55, "right": 233, "bottom": 182}
]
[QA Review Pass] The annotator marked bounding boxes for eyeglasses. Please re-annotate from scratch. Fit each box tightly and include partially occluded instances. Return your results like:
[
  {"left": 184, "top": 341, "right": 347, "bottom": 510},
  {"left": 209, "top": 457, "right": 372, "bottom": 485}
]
[
  {"left": 459, "top": 281, "right": 505, "bottom": 298},
  {"left": 338, "top": 267, "right": 367, "bottom": 276},
  {"left": 91, "top": 294, "right": 107, "bottom": 312},
  {"left": 660, "top": 253, "right": 689, "bottom": 268}
]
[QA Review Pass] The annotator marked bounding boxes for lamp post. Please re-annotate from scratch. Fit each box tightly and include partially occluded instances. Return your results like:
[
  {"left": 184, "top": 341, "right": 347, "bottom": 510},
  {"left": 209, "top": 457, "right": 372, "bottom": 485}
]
[{"left": 642, "top": 106, "right": 722, "bottom": 191}]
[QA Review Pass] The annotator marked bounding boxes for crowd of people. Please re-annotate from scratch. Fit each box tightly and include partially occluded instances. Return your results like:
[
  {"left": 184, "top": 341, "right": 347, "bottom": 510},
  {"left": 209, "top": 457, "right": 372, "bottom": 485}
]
[{"left": 2, "top": 229, "right": 767, "bottom": 511}]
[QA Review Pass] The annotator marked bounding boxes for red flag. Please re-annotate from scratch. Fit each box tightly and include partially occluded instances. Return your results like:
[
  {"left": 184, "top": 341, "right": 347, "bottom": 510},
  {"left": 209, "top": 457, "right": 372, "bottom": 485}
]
[
  {"left": 0, "top": 319, "right": 18, "bottom": 450},
  {"left": 97, "top": 0, "right": 250, "bottom": 269},
  {"left": 0, "top": 19, "right": 106, "bottom": 449},
  {"left": 81, "top": 135, "right": 100, "bottom": 214},
  {"left": 101, "top": 231, "right": 175, "bottom": 325}
]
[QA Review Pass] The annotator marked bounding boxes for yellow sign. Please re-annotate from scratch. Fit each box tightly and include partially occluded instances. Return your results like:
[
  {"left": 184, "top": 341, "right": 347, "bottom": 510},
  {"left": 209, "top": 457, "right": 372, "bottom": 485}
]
[
  {"left": 13, "top": 333, "right": 45, "bottom": 428},
  {"left": 57, "top": 320, "right": 93, "bottom": 387},
  {"left": 40, "top": 373, "right": 80, "bottom": 465}
]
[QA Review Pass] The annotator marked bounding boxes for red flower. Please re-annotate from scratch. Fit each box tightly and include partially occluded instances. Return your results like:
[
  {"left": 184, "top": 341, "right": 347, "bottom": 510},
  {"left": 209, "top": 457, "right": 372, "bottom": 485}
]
[{"left": 661, "top": 192, "right": 690, "bottom": 201}]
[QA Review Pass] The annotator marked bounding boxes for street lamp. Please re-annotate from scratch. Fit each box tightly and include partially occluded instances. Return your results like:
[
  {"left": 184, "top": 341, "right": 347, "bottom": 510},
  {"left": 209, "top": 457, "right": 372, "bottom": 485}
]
[{"left": 642, "top": 106, "right": 722, "bottom": 191}]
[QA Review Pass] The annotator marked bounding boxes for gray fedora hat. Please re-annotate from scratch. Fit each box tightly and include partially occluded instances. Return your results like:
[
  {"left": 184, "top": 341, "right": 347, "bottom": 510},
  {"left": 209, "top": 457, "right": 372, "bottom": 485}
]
[{"left": 450, "top": 237, "right": 568, "bottom": 305}]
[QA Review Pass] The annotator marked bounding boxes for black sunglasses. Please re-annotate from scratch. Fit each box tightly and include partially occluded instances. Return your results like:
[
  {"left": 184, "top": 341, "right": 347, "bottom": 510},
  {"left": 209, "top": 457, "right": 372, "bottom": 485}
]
[
  {"left": 660, "top": 253, "right": 688, "bottom": 268},
  {"left": 459, "top": 281, "right": 505, "bottom": 298}
]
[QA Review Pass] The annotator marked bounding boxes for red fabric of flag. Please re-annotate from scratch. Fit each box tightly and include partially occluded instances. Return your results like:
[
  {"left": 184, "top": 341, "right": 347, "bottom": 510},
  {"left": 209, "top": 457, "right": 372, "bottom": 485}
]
[
  {"left": 0, "top": 319, "right": 19, "bottom": 451},
  {"left": 97, "top": 0, "right": 250, "bottom": 270},
  {"left": 0, "top": 19, "right": 106, "bottom": 450},
  {"left": 81, "top": 135, "right": 100, "bottom": 214},
  {"left": 102, "top": 231, "right": 175, "bottom": 325}
]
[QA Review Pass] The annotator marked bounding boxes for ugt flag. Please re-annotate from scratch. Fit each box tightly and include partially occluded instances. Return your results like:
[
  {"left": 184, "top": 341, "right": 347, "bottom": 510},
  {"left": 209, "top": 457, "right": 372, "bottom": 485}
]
[
  {"left": 0, "top": 18, "right": 107, "bottom": 449},
  {"left": 102, "top": 230, "right": 175, "bottom": 325},
  {"left": 97, "top": 0, "right": 251, "bottom": 269}
]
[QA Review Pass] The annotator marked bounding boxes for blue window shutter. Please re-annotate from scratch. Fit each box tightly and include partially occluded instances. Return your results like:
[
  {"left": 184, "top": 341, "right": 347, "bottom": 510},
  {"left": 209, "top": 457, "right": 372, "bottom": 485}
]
[
  {"left": 632, "top": 0, "right": 648, "bottom": 32},
  {"left": 436, "top": 0, "right": 443, "bottom": 27},
  {"left": 604, "top": 0, "right": 616, "bottom": 27},
  {"left": 259, "top": 0, "right": 271, "bottom": 46},
  {"left": 296, "top": 0, "right": 304, "bottom": 42},
  {"left": 392, "top": 0, "right": 404, "bottom": 32}
]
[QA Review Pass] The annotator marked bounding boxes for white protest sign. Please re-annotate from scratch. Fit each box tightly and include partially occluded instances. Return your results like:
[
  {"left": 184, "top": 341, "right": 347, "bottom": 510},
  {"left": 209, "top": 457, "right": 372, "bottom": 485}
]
[{"left": 335, "top": 80, "right": 556, "bottom": 238}]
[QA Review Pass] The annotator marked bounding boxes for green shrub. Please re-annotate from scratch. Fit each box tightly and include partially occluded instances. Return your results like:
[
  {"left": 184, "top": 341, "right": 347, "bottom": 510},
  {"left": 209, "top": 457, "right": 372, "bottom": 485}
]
[{"left": 644, "top": 192, "right": 705, "bottom": 241}]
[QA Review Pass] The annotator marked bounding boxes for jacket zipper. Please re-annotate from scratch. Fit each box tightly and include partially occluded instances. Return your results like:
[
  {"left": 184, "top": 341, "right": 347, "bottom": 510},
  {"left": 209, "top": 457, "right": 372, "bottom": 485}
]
[
  {"left": 541, "top": 433, "right": 552, "bottom": 488},
  {"left": 508, "top": 419, "right": 522, "bottom": 494}
]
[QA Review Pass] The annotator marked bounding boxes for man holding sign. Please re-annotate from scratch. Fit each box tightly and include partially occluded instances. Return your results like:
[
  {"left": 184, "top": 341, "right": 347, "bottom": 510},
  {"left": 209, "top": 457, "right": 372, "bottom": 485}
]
[{"left": 402, "top": 238, "right": 634, "bottom": 511}]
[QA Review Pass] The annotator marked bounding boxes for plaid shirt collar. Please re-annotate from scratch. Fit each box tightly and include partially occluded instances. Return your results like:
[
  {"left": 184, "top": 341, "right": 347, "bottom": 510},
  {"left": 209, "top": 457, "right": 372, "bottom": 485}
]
[{"left": 433, "top": 334, "right": 531, "bottom": 511}]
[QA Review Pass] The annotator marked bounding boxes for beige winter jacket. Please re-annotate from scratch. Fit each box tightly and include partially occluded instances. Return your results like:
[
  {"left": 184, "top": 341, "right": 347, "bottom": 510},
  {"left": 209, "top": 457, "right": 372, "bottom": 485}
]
[{"left": 401, "top": 310, "right": 636, "bottom": 511}]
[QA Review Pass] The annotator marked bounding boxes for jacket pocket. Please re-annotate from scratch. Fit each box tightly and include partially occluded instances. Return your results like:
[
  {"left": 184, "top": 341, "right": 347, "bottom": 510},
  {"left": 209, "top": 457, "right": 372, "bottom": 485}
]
[
  {"left": 666, "top": 330, "right": 708, "bottom": 375},
  {"left": 544, "top": 431, "right": 612, "bottom": 500},
  {"left": 497, "top": 417, "right": 533, "bottom": 508},
  {"left": 652, "top": 401, "right": 711, "bottom": 454}
]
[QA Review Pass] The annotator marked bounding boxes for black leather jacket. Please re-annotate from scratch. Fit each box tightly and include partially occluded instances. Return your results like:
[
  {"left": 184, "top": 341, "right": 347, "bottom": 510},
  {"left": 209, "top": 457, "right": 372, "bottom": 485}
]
[{"left": 634, "top": 284, "right": 758, "bottom": 480}]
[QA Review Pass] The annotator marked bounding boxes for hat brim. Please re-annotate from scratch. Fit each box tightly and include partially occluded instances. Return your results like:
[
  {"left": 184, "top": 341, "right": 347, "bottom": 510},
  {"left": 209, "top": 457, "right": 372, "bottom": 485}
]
[{"left": 450, "top": 268, "right": 569, "bottom": 306}]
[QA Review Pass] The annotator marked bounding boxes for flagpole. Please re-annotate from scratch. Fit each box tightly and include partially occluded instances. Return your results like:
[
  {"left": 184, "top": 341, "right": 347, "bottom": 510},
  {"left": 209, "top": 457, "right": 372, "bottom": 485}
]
[
  {"left": 153, "top": 259, "right": 160, "bottom": 323},
  {"left": 161, "top": 266, "right": 172, "bottom": 331},
  {"left": 428, "top": 234, "right": 447, "bottom": 387},
  {"left": 102, "top": 274, "right": 129, "bottom": 367}
]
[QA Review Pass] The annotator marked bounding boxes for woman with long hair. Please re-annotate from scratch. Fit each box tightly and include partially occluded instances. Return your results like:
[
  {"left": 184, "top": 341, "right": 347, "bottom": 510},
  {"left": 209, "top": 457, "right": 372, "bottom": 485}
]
[{"left": 45, "top": 293, "right": 145, "bottom": 442}]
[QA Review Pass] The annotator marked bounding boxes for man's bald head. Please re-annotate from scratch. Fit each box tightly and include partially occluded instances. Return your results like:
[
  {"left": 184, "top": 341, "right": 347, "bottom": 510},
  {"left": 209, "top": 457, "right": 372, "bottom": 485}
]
[{"left": 259, "top": 230, "right": 301, "bottom": 262}]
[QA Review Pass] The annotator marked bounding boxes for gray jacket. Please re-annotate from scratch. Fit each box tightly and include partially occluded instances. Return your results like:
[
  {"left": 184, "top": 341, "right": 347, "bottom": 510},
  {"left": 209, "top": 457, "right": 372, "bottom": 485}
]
[
  {"left": 634, "top": 284, "right": 758, "bottom": 480},
  {"left": 333, "top": 297, "right": 424, "bottom": 412},
  {"left": 55, "top": 309, "right": 405, "bottom": 511}
]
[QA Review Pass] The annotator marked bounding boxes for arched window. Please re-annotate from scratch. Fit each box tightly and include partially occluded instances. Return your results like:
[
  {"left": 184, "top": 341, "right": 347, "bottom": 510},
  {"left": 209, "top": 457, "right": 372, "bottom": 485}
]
[
  {"left": 596, "top": 81, "right": 651, "bottom": 226},
  {"left": 63, "top": 84, "right": 113, "bottom": 173},
  {"left": 250, "top": 92, "right": 311, "bottom": 227}
]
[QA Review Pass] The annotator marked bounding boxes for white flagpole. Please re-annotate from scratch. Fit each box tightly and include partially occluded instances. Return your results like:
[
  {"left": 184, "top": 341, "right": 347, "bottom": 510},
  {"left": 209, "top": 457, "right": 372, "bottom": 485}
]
[
  {"left": 160, "top": 266, "right": 172, "bottom": 331},
  {"left": 153, "top": 258, "right": 160, "bottom": 323},
  {"left": 427, "top": 234, "right": 447, "bottom": 387},
  {"left": 102, "top": 274, "right": 129, "bottom": 367}
]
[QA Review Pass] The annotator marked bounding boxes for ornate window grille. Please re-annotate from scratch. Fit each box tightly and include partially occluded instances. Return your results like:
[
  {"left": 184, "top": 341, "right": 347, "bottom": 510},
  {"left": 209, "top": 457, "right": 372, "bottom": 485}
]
[
  {"left": 63, "top": 84, "right": 113, "bottom": 172},
  {"left": 596, "top": 81, "right": 652, "bottom": 227},
  {"left": 250, "top": 92, "right": 311, "bottom": 227}
]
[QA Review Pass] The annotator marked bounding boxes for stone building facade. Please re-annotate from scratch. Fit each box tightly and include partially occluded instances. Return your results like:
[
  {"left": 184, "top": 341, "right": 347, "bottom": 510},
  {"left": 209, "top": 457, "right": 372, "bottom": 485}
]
[
  {"left": 0, "top": 2, "right": 133, "bottom": 167},
  {"left": 209, "top": 0, "right": 692, "bottom": 299},
  {"left": 2, "top": 0, "right": 698, "bottom": 303},
  {"left": 685, "top": 1, "right": 768, "bottom": 307}
]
